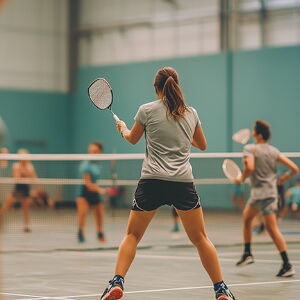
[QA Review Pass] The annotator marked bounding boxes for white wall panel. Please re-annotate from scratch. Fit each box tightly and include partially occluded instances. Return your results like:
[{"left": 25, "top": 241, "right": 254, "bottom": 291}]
[
  {"left": 237, "top": 0, "right": 300, "bottom": 49},
  {"left": 266, "top": 11, "right": 300, "bottom": 46},
  {"left": 79, "top": 0, "right": 220, "bottom": 66},
  {"left": 237, "top": 16, "right": 262, "bottom": 50},
  {"left": 0, "top": 0, "right": 68, "bottom": 92}
]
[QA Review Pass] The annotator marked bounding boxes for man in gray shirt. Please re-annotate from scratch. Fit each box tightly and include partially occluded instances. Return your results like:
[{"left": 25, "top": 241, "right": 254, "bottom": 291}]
[{"left": 235, "top": 120, "right": 298, "bottom": 277}]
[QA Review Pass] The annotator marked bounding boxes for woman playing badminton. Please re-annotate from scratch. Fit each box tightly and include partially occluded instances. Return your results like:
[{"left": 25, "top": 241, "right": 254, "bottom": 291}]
[
  {"left": 100, "top": 67, "right": 236, "bottom": 300},
  {"left": 0, "top": 149, "right": 36, "bottom": 232},
  {"left": 235, "top": 120, "right": 298, "bottom": 277},
  {"left": 76, "top": 142, "right": 106, "bottom": 243}
]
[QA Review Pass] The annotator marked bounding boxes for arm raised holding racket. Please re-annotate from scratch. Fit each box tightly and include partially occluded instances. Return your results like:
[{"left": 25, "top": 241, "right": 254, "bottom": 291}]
[{"left": 235, "top": 155, "right": 255, "bottom": 184}]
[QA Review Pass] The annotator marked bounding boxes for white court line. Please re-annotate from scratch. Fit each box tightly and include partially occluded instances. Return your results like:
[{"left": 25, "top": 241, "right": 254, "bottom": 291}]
[
  {"left": 17, "top": 298, "right": 50, "bottom": 300},
  {"left": 19, "top": 298, "right": 72, "bottom": 300},
  {"left": 40, "top": 279, "right": 300, "bottom": 299},
  {"left": 0, "top": 292, "right": 47, "bottom": 298},
  {"left": 92, "top": 252, "right": 300, "bottom": 265},
  {"left": 218, "top": 249, "right": 300, "bottom": 256},
  {"left": 220, "top": 258, "right": 300, "bottom": 264},
  {"left": 52, "top": 251, "right": 300, "bottom": 264},
  {"left": 135, "top": 253, "right": 300, "bottom": 264}
]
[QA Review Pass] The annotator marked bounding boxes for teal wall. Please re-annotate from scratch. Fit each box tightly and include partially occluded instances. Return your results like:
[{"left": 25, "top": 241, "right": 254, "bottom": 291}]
[
  {"left": 71, "top": 45, "right": 300, "bottom": 209},
  {"left": 1, "top": 45, "right": 299, "bottom": 209},
  {"left": 0, "top": 89, "right": 70, "bottom": 153},
  {"left": 232, "top": 45, "right": 300, "bottom": 152},
  {"left": 72, "top": 53, "right": 229, "bottom": 153}
]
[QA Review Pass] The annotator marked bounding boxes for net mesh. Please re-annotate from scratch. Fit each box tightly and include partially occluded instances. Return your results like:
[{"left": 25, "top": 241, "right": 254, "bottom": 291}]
[
  {"left": 0, "top": 153, "right": 299, "bottom": 252},
  {"left": 88, "top": 78, "right": 113, "bottom": 109}
]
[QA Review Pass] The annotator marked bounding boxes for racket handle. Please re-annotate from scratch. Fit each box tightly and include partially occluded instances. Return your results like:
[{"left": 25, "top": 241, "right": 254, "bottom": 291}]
[{"left": 112, "top": 113, "right": 120, "bottom": 122}]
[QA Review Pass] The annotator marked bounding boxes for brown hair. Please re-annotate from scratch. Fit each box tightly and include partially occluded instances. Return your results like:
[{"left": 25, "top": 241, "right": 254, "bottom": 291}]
[
  {"left": 91, "top": 141, "right": 103, "bottom": 152},
  {"left": 254, "top": 120, "right": 271, "bottom": 141},
  {"left": 154, "top": 67, "right": 188, "bottom": 120}
]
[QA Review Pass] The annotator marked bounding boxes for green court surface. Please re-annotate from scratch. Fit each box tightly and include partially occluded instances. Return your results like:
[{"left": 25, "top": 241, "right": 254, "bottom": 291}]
[{"left": 1, "top": 209, "right": 300, "bottom": 299}]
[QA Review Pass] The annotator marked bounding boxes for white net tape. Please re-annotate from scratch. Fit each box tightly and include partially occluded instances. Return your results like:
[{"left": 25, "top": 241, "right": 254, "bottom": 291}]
[{"left": 0, "top": 152, "right": 300, "bottom": 161}]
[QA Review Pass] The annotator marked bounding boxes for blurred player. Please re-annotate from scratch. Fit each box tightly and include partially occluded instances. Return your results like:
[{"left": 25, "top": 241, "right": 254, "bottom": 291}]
[
  {"left": 235, "top": 120, "right": 298, "bottom": 277},
  {"left": 31, "top": 188, "right": 54, "bottom": 209},
  {"left": 76, "top": 142, "right": 106, "bottom": 243},
  {"left": 100, "top": 67, "right": 236, "bottom": 300},
  {"left": 276, "top": 172, "right": 286, "bottom": 219},
  {"left": 171, "top": 207, "right": 180, "bottom": 232},
  {"left": 0, "top": 147, "right": 9, "bottom": 169},
  {"left": 0, "top": 149, "right": 36, "bottom": 232},
  {"left": 281, "top": 179, "right": 300, "bottom": 219},
  {"left": 231, "top": 184, "right": 245, "bottom": 211}
]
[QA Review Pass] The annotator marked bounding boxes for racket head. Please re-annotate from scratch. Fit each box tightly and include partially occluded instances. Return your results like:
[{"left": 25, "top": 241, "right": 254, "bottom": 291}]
[
  {"left": 88, "top": 78, "right": 113, "bottom": 110},
  {"left": 232, "top": 128, "right": 251, "bottom": 145},
  {"left": 222, "top": 159, "right": 242, "bottom": 183}
]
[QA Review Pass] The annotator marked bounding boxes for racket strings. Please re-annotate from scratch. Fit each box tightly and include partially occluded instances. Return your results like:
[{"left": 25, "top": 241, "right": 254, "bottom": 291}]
[
  {"left": 222, "top": 159, "right": 242, "bottom": 182},
  {"left": 227, "top": 163, "right": 240, "bottom": 178},
  {"left": 89, "top": 79, "right": 112, "bottom": 110}
]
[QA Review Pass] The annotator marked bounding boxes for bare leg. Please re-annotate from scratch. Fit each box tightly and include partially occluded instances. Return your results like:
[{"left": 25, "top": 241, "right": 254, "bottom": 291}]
[
  {"left": 232, "top": 194, "right": 245, "bottom": 212},
  {"left": 21, "top": 197, "right": 32, "bottom": 230},
  {"left": 114, "top": 210, "right": 157, "bottom": 277},
  {"left": 0, "top": 194, "right": 17, "bottom": 227},
  {"left": 176, "top": 207, "right": 222, "bottom": 284},
  {"left": 280, "top": 205, "right": 290, "bottom": 219},
  {"left": 92, "top": 203, "right": 104, "bottom": 233},
  {"left": 76, "top": 197, "right": 89, "bottom": 231},
  {"left": 243, "top": 205, "right": 259, "bottom": 243},
  {"left": 263, "top": 213, "right": 287, "bottom": 253},
  {"left": 0, "top": 194, "right": 17, "bottom": 215}
]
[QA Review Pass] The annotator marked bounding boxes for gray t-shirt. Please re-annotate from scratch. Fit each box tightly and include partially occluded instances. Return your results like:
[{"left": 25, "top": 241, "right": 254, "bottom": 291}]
[
  {"left": 135, "top": 100, "right": 201, "bottom": 182},
  {"left": 243, "top": 143, "right": 280, "bottom": 200}
]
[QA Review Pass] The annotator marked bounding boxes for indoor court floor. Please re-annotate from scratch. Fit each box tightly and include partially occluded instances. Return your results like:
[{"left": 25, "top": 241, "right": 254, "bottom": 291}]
[{"left": 1, "top": 209, "right": 300, "bottom": 300}]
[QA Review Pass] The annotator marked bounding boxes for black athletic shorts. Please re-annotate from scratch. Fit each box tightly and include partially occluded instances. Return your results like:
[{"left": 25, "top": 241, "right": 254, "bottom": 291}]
[
  {"left": 80, "top": 186, "right": 103, "bottom": 206},
  {"left": 133, "top": 179, "right": 201, "bottom": 212},
  {"left": 13, "top": 184, "right": 30, "bottom": 198}
]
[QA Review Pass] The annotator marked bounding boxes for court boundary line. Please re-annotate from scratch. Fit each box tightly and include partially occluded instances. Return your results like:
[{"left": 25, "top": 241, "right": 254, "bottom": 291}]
[
  {"left": 27, "top": 250, "right": 299, "bottom": 265},
  {"left": 2, "top": 242, "right": 300, "bottom": 255},
  {"left": 15, "top": 279, "right": 300, "bottom": 299},
  {"left": 0, "top": 291, "right": 47, "bottom": 298}
]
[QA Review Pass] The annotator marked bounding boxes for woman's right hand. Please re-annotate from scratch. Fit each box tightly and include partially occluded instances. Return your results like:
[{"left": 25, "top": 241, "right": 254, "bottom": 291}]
[{"left": 116, "top": 120, "right": 127, "bottom": 133}]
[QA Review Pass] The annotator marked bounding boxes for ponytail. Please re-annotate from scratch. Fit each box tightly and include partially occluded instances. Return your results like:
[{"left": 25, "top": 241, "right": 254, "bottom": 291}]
[{"left": 154, "top": 67, "right": 188, "bottom": 120}]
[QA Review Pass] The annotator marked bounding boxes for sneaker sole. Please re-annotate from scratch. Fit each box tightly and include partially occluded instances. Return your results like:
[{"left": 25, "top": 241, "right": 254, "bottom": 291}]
[
  {"left": 236, "top": 257, "right": 254, "bottom": 267},
  {"left": 102, "top": 287, "right": 123, "bottom": 300},
  {"left": 277, "top": 270, "right": 296, "bottom": 277},
  {"left": 236, "top": 261, "right": 254, "bottom": 267}
]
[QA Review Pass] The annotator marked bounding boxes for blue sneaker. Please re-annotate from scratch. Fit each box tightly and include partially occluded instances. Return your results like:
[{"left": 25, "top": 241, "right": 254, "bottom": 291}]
[
  {"left": 101, "top": 276, "right": 124, "bottom": 300},
  {"left": 215, "top": 283, "right": 236, "bottom": 300}
]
